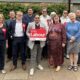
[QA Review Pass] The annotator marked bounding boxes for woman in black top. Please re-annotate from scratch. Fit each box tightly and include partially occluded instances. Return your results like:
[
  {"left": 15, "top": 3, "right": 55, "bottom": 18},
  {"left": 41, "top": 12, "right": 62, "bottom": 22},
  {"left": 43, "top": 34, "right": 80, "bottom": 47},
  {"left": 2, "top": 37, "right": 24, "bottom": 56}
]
[{"left": 0, "top": 14, "right": 7, "bottom": 74}]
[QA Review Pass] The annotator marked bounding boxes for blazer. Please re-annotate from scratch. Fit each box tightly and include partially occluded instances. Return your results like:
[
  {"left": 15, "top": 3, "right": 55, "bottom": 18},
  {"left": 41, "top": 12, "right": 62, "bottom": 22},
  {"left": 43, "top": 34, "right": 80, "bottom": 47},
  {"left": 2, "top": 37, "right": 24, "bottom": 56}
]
[
  {"left": 9, "top": 20, "right": 27, "bottom": 40},
  {"left": 26, "top": 21, "right": 48, "bottom": 49}
]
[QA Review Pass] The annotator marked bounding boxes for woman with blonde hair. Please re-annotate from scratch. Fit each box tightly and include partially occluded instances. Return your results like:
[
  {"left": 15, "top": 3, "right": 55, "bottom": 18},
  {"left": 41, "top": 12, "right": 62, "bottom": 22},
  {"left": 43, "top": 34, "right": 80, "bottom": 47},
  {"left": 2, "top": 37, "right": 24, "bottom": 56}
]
[
  {"left": 66, "top": 12, "right": 80, "bottom": 71},
  {"left": 0, "top": 13, "right": 7, "bottom": 73}
]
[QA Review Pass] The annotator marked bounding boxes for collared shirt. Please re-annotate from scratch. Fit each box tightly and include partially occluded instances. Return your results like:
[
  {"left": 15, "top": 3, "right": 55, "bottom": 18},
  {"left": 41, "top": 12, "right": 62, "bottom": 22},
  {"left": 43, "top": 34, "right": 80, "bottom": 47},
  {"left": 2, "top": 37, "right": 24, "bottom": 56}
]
[
  {"left": 60, "top": 16, "right": 70, "bottom": 24},
  {"left": 14, "top": 20, "right": 24, "bottom": 37},
  {"left": 40, "top": 15, "right": 51, "bottom": 28}
]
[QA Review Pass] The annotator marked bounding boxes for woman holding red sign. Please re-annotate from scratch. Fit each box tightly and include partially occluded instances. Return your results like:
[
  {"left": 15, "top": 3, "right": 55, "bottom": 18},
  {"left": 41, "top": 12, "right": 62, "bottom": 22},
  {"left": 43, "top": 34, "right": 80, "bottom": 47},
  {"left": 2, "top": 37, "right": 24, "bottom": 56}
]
[
  {"left": 48, "top": 15, "right": 66, "bottom": 71},
  {"left": 27, "top": 14, "right": 48, "bottom": 76},
  {"left": 0, "top": 14, "right": 7, "bottom": 74}
]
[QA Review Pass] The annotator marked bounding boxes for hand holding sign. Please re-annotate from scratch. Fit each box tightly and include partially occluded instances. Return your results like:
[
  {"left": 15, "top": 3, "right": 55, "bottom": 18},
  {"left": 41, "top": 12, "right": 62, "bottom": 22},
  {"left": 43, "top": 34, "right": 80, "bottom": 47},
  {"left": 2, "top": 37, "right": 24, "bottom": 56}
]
[{"left": 30, "top": 27, "right": 46, "bottom": 41}]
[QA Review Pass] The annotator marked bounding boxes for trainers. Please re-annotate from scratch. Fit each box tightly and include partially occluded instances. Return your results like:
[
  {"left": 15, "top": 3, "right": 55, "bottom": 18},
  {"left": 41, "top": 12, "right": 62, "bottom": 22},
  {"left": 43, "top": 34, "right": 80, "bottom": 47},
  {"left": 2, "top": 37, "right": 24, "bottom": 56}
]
[
  {"left": 66, "top": 55, "right": 69, "bottom": 59},
  {"left": 56, "top": 66, "right": 61, "bottom": 72},
  {"left": 37, "top": 65, "right": 44, "bottom": 70},
  {"left": 1, "top": 70, "right": 6, "bottom": 74},
  {"left": 30, "top": 68, "right": 34, "bottom": 76}
]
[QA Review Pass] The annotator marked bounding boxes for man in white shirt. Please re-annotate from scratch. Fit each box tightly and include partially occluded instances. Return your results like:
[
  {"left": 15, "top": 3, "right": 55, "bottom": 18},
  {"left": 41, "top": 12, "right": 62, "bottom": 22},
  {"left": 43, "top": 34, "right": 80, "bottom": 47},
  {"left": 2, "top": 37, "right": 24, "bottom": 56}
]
[
  {"left": 40, "top": 8, "right": 50, "bottom": 58},
  {"left": 40, "top": 8, "right": 51, "bottom": 28},
  {"left": 9, "top": 11, "right": 27, "bottom": 71},
  {"left": 60, "top": 10, "right": 70, "bottom": 24}
]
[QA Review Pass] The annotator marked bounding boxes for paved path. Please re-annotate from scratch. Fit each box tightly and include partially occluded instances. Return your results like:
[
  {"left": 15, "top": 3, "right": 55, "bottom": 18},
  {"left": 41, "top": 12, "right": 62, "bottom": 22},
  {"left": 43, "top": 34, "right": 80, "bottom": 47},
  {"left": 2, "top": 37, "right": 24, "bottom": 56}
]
[{"left": 0, "top": 59, "right": 80, "bottom": 80}]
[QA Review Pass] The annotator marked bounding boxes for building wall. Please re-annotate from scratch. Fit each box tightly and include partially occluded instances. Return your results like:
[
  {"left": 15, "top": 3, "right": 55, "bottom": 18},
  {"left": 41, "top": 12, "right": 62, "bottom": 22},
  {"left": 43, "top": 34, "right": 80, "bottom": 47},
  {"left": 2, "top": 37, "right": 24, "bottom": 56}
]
[
  {"left": 71, "top": 4, "right": 80, "bottom": 12},
  {"left": 0, "top": 0, "right": 67, "bottom": 3}
]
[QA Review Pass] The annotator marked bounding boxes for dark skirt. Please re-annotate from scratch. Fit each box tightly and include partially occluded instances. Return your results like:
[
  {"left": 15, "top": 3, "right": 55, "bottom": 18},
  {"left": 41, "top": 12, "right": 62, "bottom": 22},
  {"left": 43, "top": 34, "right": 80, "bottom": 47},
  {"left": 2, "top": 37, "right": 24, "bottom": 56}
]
[{"left": 48, "top": 40, "right": 64, "bottom": 66}]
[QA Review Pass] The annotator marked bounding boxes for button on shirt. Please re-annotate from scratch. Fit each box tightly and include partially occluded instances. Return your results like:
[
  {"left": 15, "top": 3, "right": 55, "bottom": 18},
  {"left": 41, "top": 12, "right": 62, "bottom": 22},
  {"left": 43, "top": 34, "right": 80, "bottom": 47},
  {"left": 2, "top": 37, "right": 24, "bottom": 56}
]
[{"left": 14, "top": 21, "right": 24, "bottom": 37}]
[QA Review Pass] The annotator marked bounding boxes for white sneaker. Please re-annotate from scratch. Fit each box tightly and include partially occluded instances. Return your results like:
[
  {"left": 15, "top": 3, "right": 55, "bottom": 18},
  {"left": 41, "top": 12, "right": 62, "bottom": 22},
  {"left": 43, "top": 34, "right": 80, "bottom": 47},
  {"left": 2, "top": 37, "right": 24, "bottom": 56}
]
[
  {"left": 66, "top": 55, "right": 69, "bottom": 59},
  {"left": 37, "top": 65, "right": 44, "bottom": 70},
  {"left": 56, "top": 66, "right": 61, "bottom": 72},
  {"left": 30, "top": 68, "right": 34, "bottom": 76},
  {"left": 1, "top": 70, "right": 6, "bottom": 74}
]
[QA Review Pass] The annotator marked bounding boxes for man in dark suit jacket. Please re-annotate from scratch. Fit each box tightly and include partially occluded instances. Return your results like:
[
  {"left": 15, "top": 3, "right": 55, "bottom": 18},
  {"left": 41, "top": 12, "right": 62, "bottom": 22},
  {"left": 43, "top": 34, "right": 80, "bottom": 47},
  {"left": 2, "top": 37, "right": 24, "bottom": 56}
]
[
  {"left": 9, "top": 11, "right": 27, "bottom": 71},
  {"left": 5, "top": 10, "right": 15, "bottom": 62}
]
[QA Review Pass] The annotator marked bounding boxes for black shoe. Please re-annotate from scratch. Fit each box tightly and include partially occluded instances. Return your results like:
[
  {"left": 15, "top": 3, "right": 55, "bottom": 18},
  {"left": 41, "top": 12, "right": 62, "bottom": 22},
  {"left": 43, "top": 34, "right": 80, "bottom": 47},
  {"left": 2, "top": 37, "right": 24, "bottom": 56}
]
[
  {"left": 10, "top": 65, "right": 17, "bottom": 71},
  {"left": 22, "top": 64, "right": 26, "bottom": 70}
]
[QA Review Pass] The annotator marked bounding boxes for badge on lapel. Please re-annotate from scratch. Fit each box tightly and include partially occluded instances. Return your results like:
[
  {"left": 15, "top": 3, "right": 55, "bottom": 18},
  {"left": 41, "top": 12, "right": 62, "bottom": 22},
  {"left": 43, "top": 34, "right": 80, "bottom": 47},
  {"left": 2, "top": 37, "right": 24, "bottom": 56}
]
[
  {"left": 22, "top": 23, "right": 26, "bottom": 32},
  {"left": 2, "top": 28, "right": 6, "bottom": 38}
]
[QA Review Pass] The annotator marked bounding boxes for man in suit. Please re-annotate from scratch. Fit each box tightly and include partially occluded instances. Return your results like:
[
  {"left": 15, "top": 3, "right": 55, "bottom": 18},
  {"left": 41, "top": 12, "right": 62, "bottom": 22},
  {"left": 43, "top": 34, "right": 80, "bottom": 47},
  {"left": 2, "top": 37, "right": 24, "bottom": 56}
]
[
  {"left": 26, "top": 14, "right": 48, "bottom": 76},
  {"left": 5, "top": 10, "right": 15, "bottom": 62},
  {"left": 9, "top": 11, "right": 27, "bottom": 71}
]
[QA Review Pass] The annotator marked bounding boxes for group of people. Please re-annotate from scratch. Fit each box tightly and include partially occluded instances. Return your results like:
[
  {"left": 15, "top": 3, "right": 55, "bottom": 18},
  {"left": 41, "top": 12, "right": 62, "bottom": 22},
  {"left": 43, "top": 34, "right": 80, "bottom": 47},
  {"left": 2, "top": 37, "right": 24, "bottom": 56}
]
[{"left": 0, "top": 7, "right": 80, "bottom": 76}]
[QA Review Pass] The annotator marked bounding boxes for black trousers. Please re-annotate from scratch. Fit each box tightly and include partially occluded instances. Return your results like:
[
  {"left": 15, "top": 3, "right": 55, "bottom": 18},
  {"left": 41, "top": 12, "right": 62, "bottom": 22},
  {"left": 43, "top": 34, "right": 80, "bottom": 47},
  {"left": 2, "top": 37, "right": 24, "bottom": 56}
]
[
  {"left": 78, "top": 53, "right": 80, "bottom": 64},
  {"left": 12, "top": 37, "right": 26, "bottom": 66},
  {"left": 0, "top": 40, "right": 5, "bottom": 70},
  {"left": 7, "top": 37, "right": 12, "bottom": 59},
  {"left": 42, "top": 42, "right": 48, "bottom": 58}
]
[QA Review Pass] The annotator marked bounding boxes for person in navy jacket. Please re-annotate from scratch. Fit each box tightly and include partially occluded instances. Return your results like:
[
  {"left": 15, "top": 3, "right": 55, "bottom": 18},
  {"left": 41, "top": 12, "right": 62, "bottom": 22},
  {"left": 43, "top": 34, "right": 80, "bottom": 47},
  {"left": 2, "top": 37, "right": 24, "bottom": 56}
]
[
  {"left": 5, "top": 10, "right": 15, "bottom": 62},
  {"left": 9, "top": 11, "right": 27, "bottom": 71},
  {"left": 23, "top": 7, "right": 35, "bottom": 25}
]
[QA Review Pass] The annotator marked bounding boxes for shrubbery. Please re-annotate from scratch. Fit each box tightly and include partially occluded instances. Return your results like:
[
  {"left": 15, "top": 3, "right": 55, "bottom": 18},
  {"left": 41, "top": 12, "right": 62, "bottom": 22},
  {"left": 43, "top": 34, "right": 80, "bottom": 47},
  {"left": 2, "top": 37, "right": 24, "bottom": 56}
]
[{"left": 0, "top": 3, "right": 68, "bottom": 19}]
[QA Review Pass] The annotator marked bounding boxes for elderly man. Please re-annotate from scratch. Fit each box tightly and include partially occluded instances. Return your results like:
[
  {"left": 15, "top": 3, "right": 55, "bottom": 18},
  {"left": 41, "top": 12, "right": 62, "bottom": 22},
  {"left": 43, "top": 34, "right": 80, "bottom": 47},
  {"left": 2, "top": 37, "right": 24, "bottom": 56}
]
[
  {"left": 27, "top": 14, "right": 48, "bottom": 76},
  {"left": 9, "top": 11, "right": 27, "bottom": 71}
]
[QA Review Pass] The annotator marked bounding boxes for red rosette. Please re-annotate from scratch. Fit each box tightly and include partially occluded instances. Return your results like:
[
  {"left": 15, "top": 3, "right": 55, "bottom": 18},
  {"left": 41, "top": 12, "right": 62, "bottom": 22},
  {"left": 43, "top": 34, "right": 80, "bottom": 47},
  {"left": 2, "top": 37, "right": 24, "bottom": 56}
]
[
  {"left": 2, "top": 28, "right": 6, "bottom": 38},
  {"left": 22, "top": 23, "right": 26, "bottom": 32}
]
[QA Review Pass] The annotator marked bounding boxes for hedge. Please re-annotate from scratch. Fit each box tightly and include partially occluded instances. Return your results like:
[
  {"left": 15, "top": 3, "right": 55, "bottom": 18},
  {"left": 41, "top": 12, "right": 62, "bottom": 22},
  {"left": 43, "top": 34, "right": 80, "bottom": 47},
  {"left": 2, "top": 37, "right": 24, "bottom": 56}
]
[{"left": 0, "top": 3, "right": 68, "bottom": 19}]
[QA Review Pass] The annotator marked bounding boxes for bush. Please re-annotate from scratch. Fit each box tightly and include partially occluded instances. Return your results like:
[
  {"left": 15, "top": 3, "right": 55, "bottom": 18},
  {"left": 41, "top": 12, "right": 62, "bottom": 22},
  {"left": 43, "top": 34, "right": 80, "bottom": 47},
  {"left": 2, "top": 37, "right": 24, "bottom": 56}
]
[{"left": 0, "top": 3, "right": 68, "bottom": 19}]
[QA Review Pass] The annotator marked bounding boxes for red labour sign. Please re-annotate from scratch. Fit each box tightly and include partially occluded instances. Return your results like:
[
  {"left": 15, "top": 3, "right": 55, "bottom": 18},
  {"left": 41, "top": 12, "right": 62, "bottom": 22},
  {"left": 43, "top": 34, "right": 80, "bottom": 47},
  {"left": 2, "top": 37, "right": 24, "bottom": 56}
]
[{"left": 30, "top": 28, "right": 46, "bottom": 41}]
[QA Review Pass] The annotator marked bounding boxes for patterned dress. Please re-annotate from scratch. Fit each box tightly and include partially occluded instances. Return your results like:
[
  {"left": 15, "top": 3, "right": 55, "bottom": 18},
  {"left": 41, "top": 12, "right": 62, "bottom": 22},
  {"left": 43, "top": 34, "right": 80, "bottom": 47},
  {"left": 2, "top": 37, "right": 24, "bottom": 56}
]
[{"left": 48, "top": 23, "right": 66, "bottom": 66}]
